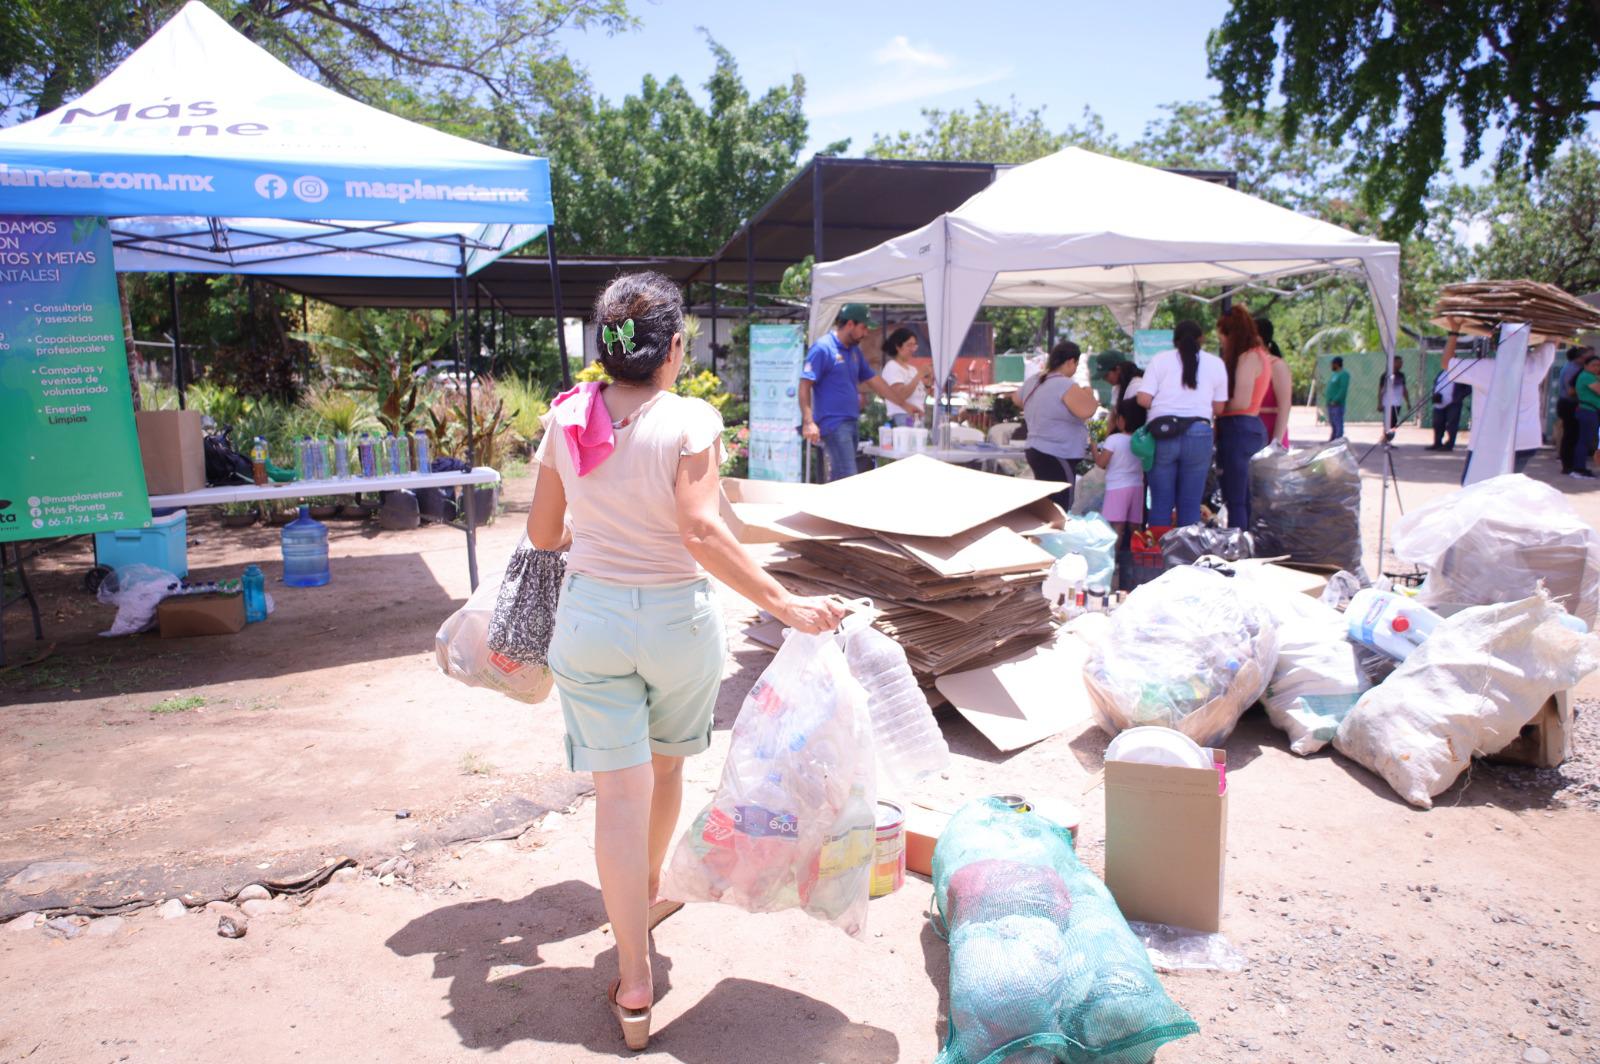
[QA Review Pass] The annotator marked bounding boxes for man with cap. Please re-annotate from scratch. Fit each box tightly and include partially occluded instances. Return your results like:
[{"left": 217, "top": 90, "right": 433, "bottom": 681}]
[{"left": 800, "top": 303, "right": 905, "bottom": 480}]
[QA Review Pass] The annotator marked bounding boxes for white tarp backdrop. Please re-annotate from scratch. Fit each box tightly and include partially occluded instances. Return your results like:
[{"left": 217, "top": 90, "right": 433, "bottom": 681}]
[
  {"left": 0, "top": 1, "right": 552, "bottom": 277},
  {"left": 808, "top": 147, "right": 1401, "bottom": 391}
]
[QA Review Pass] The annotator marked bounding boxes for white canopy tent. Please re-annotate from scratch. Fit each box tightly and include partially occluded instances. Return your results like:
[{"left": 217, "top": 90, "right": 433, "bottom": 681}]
[{"left": 809, "top": 147, "right": 1401, "bottom": 394}]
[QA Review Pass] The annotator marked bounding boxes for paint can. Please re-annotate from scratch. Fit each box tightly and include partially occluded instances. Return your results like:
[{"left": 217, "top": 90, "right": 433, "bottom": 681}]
[
  {"left": 990, "top": 793, "right": 1032, "bottom": 813},
  {"left": 869, "top": 800, "right": 906, "bottom": 898}
]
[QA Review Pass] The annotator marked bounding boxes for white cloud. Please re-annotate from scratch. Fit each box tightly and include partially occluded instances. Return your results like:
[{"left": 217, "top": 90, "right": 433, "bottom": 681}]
[
  {"left": 873, "top": 35, "right": 951, "bottom": 69},
  {"left": 808, "top": 65, "right": 1014, "bottom": 119}
]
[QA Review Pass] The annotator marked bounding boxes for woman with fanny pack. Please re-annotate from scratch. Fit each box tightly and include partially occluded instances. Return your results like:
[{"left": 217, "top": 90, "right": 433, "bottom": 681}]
[
  {"left": 1134, "top": 319, "right": 1229, "bottom": 527},
  {"left": 526, "top": 271, "right": 846, "bottom": 1050},
  {"left": 1215, "top": 306, "right": 1274, "bottom": 530}
]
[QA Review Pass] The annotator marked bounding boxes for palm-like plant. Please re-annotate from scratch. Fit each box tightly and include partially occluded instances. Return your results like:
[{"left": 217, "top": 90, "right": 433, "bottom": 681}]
[
  {"left": 305, "top": 386, "right": 379, "bottom": 436},
  {"left": 292, "top": 312, "right": 459, "bottom": 434}
]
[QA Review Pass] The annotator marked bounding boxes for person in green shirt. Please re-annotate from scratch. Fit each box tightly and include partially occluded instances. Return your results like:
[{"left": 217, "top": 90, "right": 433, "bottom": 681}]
[
  {"left": 1573, "top": 350, "right": 1600, "bottom": 479},
  {"left": 1325, "top": 357, "right": 1350, "bottom": 440}
]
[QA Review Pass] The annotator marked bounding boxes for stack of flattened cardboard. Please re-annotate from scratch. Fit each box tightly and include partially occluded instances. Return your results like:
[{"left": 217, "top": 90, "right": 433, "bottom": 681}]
[
  {"left": 722, "top": 456, "right": 1064, "bottom": 683},
  {"left": 1432, "top": 280, "right": 1600, "bottom": 344}
]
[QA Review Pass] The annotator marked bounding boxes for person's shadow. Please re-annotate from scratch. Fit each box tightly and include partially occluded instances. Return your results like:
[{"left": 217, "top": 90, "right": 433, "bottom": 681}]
[{"left": 386, "top": 880, "right": 900, "bottom": 1062}]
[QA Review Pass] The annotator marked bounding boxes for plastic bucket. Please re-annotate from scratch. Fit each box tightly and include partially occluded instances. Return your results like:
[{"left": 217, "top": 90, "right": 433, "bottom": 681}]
[{"left": 869, "top": 800, "right": 906, "bottom": 898}]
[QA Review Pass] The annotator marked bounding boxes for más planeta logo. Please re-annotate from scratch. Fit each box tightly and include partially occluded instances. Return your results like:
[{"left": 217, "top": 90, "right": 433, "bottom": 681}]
[{"left": 0, "top": 499, "right": 15, "bottom": 524}]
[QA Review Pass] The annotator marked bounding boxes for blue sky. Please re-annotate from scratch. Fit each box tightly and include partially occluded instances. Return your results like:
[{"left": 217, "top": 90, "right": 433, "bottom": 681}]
[{"left": 557, "top": 0, "right": 1237, "bottom": 157}]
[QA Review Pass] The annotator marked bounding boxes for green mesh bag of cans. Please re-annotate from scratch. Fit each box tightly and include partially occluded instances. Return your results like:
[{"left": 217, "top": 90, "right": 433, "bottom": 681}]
[{"left": 932, "top": 798, "right": 1198, "bottom": 1064}]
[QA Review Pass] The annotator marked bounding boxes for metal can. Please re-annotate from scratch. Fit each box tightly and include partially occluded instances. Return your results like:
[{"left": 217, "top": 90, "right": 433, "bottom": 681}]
[
  {"left": 869, "top": 800, "right": 905, "bottom": 898},
  {"left": 989, "top": 793, "right": 1032, "bottom": 813}
]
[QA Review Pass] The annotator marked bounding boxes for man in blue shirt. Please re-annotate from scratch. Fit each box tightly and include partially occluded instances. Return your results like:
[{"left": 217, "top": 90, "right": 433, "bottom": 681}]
[{"left": 799, "top": 304, "right": 905, "bottom": 480}]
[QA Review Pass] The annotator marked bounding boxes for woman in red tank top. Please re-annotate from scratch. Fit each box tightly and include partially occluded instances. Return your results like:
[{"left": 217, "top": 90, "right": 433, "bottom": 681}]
[{"left": 1215, "top": 307, "right": 1272, "bottom": 530}]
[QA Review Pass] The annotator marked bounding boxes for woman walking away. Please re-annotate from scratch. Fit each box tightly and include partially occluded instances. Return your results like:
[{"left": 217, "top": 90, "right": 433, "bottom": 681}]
[
  {"left": 1254, "top": 317, "right": 1295, "bottom": 446},
  {"left": 878, "top": 327, "right": 932, "bottom": 427},
  {"left": 1215, "top": 306, "right": 1274, "bottom": 530},
  {"left": 1135, "top": 320, "right": 1228, "bottom": 528},
  {"left": 1018, "top": 340, "right": 1100, "bottom": 509},
  {"left": 527, "top": 271, "right": 847, "bottom": 1051}
]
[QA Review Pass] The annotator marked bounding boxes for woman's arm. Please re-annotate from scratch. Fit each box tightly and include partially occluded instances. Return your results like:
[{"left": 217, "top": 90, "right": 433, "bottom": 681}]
[
  {"left": 1063, "top": 381, "right": 1100, "bottom": 419},
  {"left": 1094, "top": 445, "right": 1112, "bottom": 469},
  {"left": 1269, "top": 357, "right": 1293, "bottom": 414},
  {"left": 526, "top": 463, "right": 569, "bottom": 550},
  {"left": 674, "top": 448, "right": 846, "bottom": 634}
]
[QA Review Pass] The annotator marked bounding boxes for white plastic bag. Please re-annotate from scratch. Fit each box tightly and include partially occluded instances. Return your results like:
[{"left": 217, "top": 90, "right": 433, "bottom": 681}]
[
  {"left": 97, "top": 564, "right": 181, "bottom": 637},
  {"left": 1333, "top": 592, "right": 1600, "bottom": 808},
  {"left": 1068, "top": 464, "right": 1107, "bottom": 516},
  {"left": 1392, "top": 474, "right": 1600, "bottom": 628},
  {"left": 434, "top": 563, "right": 555, "bottom": 703},
  {"left": 1233, "top": 563, "right": 1369, "bottom": 756},
  {"left": 661, "top": 629, "right": 876, "bottom": 937},
  {"left": 1083, "top": 566, "right": 1277, "bottom": 747}
]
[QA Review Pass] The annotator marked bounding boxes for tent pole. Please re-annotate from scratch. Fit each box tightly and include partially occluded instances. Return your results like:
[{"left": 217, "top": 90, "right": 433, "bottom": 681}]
[
  {"left": 168, "top": 273, "right": 186, "bottom": 410},
  {"left": 546, "top": 228, "right": 573, "bottom": 389},
  {"left": 746, "top": 228, "right": 755, "bottom": 312},
  {"left": 452, "top": 248, "right": 479, "bottom": 592},
  {"left": 1045, "top": 307, "right": 1057, "bottom": 348},
  {"left": 710, "top": 261, "right": 719, "bottom": 375}
]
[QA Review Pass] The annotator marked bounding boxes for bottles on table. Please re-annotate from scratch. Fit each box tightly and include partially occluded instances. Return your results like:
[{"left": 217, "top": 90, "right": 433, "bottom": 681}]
[
  {"left": 356, "top": 433, "right": 377, "bottom": 478},
  {"left": 842, "top": 621, "right": 950, "bottom": 789},
  {"left": 280, "top": 505, "right": 330, "bottom": 587},
  {"left": 250, "top": 437, "right": 268, "bottom": 486},
  {"left": 413, "top": 430, "right": 432, "bottom": 474},
  {"left": 242, "top": 563, "right": 267, "bottom": 622}
]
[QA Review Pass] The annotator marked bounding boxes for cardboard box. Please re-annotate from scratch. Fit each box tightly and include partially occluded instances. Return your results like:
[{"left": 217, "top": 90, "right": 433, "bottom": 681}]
[
  {"left": 136, "top": 410, "right": 206, "bottom": 496},
  {"left": 1104, "top": 749, "right": 1228, "bottom": 933},
  {"left": 1490, "top": 690, "right": 1570, "bottom": 768},
  {"left": 158, "top": 592, "right": 246, "bottom": 638},
  {"left": 904, "top": 806, "right": 950, "bottom": 877}
]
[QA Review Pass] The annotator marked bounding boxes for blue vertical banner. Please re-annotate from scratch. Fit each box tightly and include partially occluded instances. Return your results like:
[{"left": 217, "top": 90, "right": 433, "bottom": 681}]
[
  {"left": 747, "top": 324, "right": 804, "bottom": 482},
  {"left": 1133, "top": 329, "right": 1173, "bottom": 369}
]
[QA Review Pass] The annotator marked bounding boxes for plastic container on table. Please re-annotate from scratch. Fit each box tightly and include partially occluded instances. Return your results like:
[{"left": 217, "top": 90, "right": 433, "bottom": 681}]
[
  {"left": 94, "top": 509, "right": 188, "bottom": 578},
  {"left": 280, "top": 506, "right": 331, "bottom": 587}
]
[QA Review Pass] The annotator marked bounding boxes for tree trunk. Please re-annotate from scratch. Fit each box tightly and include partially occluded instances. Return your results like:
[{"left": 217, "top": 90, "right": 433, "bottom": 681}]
[{"left": 118, "top": 274, "right": 142, "bottom": 411}]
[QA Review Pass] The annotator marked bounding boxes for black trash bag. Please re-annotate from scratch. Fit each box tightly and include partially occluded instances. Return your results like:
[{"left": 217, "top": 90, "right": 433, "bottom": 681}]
[
  {"left": 1161, "top": 524, "right": 1255, "bottom": 569},
  {"left": 1249, "top": 441, "right": 1363, "bottom": 572},
  {"left": 203, "top": 429, "right": 254, "bottom": 487}
]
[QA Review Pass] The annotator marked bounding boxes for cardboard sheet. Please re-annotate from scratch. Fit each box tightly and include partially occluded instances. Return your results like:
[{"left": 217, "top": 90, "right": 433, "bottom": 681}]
[
  {"left": 718, "top": 479, "right": 856, "bottom": 544},
  {"left": 795, "top": 454, "right": 1066, "bottom": 539},
  {"left": 934, "top": 630, "right": 1095, "bottom": 752},
  {"left": 883, "top": 522, "right": 1056, "bottom": 578}
]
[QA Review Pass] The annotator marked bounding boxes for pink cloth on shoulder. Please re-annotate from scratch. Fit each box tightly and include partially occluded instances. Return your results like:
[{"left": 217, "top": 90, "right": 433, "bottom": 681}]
[{"left": 552, "top": 381, "right": 615, "bottom": 477}]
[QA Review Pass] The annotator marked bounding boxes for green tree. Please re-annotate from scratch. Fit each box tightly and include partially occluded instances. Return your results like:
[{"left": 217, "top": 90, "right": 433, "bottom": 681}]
[
  {"left": 538, "top": 34, "right": 811, "bottom": 256},
  {"left": 868, "top": 99, "right": 1116, "bottom": 164},
  {"left": 1208, "top": 0, "right": 1600, "bottom": 236},
  {"left": 1454, "top": 141, "right": 1600, "bottom": 294}
]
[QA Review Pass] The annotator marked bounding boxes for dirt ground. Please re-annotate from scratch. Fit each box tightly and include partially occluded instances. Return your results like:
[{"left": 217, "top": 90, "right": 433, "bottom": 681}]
[{"left": 3, "top": 410, "right": 1599, "bottom": 1064}]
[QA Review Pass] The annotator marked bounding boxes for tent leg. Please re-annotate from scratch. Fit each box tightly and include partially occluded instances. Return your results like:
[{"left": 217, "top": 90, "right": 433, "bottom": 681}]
[
  {"left": 546, "top": 229, "right": 573, "bottom": 389},
  {"left": 169, "top": 273, "right": 186, "bottom": 410},
  {"left": 710, "top": 261, "right": 719, "bottom": 375},
  {"left": 451, "top": 267, "right": 480, "bottom": 591},
  {"left": 1045, "top": 307, "right": 1057, "bottom": 348}
]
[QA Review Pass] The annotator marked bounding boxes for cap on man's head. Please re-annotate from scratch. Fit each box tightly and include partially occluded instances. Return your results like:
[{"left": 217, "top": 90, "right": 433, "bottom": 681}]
[
  {"left": 837, "top": 303, "right": 878, "bottom": 327},
  {"left": 1331, "top": 357, "right": 1344, "bottom": 367}
]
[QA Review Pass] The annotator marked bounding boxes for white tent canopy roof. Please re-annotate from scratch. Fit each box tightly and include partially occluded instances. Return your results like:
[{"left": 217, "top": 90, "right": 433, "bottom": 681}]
[
  {"left": 809, "top": 147, "right": 1400, "bottom": 383},
  {"left": 0, "top": 2, "right": 552, "bottom": 277}
]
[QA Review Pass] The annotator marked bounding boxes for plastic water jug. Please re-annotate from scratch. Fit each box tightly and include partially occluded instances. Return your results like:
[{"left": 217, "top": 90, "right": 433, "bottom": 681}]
[
  {"left": 242, "top": 564, "right": 267, "bottom": 622},
  {"left": 1347, "top": 588, "right": 1440, "bottom": 661},
  {"left": 280, "top": 506, "right": 331, "bottom": 587},
  {"left": 841, "top": 618, "right": 949, "bottom": 788}
]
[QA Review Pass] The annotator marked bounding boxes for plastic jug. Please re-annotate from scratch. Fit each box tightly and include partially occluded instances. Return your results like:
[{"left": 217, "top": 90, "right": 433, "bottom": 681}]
[
  {"left": 841, "top": 616, "right": 950, "bottom": 788},
  {"left": 242, "top": 564, "right": 267, "bottom": 622},
  {"left": 1347, "top": 588, "right": 1441, "bottom": 661},
  {"left": 280, "top": 506, "right": 331, "bottom": 587}
]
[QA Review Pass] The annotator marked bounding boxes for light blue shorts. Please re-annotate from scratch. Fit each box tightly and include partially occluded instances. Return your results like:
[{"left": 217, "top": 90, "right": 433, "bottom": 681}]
[{"left": 547, "top": 572, "right": 726, "bottom": 772}]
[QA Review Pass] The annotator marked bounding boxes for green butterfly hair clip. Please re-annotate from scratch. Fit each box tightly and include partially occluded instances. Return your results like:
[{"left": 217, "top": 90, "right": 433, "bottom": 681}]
[{"left": 601, "top": 318, "right": 637, "bottom": 356}]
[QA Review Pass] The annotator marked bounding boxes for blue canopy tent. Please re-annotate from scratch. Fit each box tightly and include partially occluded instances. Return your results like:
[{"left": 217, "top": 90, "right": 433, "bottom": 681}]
[{"left": 0, "top": 1, "right": 572, "bottom": 589}]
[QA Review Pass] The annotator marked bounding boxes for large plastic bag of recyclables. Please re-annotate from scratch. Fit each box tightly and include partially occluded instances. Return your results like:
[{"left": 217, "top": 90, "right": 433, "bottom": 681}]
[
  {"left": 1039, "top": 514, "right": 1118, "bottom": 594},
  {"left": 932, "top": 797, "right": 1198, "bottom": 1064},
  {"left": 1248, "top": 440, "right": 1363, "bottom": 572},
  {"left": 662, "top": 629, "right": 876, "bottom": 937},
  {"left": 434, "top": 545, "right": 560, "bottom": 703},
  {"left": 1391, "top": 473, "right": 1600, "bottom": 629},
  {"left": 1083, "top": 566, "right": 1277, "bottom": 747}
]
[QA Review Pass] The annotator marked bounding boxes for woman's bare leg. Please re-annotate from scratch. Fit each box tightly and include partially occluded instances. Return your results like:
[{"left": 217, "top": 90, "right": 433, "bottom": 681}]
[
  {"left": 592, "top": 762, "right": 654, "bottom": 1010},
  {"left": 647, "top": 753, "right": 685, "bottom": 903}
]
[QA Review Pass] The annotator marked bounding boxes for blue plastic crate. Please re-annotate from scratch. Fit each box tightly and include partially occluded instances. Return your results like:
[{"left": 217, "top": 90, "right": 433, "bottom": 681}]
[{"left": 94, "top": 509, "right": 188, "bottom": 577}]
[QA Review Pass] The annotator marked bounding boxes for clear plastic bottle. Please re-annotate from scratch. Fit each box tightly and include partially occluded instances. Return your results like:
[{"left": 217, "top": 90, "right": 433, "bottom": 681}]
[
  {"left": 804, "top": 786, "right": 875, "bottom": 921},
  {"left": 250, "top": 437, "right": 268, "bottom": 486},
  {"left": 842, "top": 621, "right": 950, "bottom": 788},
  {"left": 333, "top": 436, "right": 350, "bottom": 479},
  {"left": 413, "top": 429, "right": 431, "bottom": 475},
  {"left": 356, "top": 433, "right": 377, "bottom": 478},
  {"left": 280, "top": 505, "right": 331, "bottom": 587},
  {"left": 386, "top": 433, "right": 407, "bottom": 475}
]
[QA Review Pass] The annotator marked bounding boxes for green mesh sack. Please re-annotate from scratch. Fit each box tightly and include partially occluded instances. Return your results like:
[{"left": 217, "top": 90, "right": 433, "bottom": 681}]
[{"left": 932, "top": 798, "right": 1198, "bottom": 1064}]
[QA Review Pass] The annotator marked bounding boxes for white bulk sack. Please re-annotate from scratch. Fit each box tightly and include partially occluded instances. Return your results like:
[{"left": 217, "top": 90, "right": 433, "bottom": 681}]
[{"left": 1333, "top": 592, "right": 1600, "bottom": 808}]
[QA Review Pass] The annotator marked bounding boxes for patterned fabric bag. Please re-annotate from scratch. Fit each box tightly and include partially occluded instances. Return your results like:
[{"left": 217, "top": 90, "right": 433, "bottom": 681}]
[{"left": 487, "top": 539, "right": 567, "bottom": 665}]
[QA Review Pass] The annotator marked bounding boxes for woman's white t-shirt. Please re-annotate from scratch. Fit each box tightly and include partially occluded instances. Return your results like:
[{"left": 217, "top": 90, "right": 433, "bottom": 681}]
[
  {"left": 1099, "top": 432, "right": 1144, "bottom": 490},
  {"left": 880, "top": 358, "right": 924, "bottom": 418},
  {"left": 1135, "top": 349, "right": 1229, "bottom": 420},
  {"left": 536, "top": 390, "right": 724, "bottom": 586}
]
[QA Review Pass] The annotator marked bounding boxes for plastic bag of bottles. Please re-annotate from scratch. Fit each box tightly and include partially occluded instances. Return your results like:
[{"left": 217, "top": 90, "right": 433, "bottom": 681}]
[
  {"left": 1038, "top": 514, "right": 1118, "bottom": 593},
  {"left": 932, "top": 797, "right": 1198, "bottom": 1064},
  {"left": 1068, "top": 464, "right": 1107, "bottom": 516},
  {"left": 661, "top": 629, "right": 876, "bottom": 937},
  {"left": 434, "top": 559, "right": 555, "bottom": 703},
  {"left": 1392, "top": 473, "right": 1600, "bottom": 628},
  {"left": 1248, "top": 440, "right": 1362, "bottom": 572},
  {"left": 1083, "top": 566, "right": 1277, "bottom": 746}
]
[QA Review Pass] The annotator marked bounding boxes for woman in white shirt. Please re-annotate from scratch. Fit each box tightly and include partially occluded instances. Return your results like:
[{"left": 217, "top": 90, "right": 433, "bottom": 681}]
[
  {"left": 878, "top": 327, "right": 931, "bottom": 426},
  {"left": 1135, "top": 319, "right": 1229, "bottom": 527},
  {"left": 527, "top": 271, "right": 845, "bottom": 1049}
]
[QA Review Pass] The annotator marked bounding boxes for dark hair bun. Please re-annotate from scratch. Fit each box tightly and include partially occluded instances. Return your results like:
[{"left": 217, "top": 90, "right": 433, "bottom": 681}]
[{"left": 593, "top": 271, "right": 685, "bottom": 383}]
